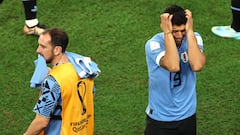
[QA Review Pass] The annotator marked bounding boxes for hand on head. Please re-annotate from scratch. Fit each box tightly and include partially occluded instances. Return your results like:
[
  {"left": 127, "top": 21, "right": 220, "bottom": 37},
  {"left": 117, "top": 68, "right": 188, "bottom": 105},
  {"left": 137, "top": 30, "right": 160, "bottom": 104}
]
[
  {"left": 160, "top": 13, "right": 173, "bottom": 34},
  {"left": 185, "top": 9, "right": 194, "bottom": 32}
]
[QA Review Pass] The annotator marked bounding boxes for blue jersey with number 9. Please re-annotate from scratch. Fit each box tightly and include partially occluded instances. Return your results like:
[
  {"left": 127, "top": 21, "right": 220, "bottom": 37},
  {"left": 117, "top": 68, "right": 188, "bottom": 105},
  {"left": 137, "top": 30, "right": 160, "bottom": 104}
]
[{"left": 145, "top": 32, "right": 203, "bottom": 121}]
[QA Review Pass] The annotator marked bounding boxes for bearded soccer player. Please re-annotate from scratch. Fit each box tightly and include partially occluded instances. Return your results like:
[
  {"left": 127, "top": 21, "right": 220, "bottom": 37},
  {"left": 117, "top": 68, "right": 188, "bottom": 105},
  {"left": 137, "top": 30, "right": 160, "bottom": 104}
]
[{"left": 24, "top": 28, "right": 96, "bottom": 135}]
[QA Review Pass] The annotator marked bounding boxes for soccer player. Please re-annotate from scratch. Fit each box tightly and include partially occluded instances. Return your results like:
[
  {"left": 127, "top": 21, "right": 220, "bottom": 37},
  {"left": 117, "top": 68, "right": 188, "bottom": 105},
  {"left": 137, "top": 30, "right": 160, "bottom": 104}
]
[
  {"left": 23, "top": 28, "right": 97, "bottom": 135},
  {"left": 144, "top": 4, "right": 206, "bottom": 135},
  {"left": 211, "top": 0, "right": 240, "bottom": 40}
]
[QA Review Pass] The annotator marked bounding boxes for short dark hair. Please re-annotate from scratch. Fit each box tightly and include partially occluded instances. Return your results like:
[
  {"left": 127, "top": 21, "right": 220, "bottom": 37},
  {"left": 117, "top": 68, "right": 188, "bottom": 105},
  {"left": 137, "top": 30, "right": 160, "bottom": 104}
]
[
  {"left": 42, "top": 28, "right": 69, "bottom": 52},
  {"left": 164, "top": 4, "right": 187, "bottom": 26}
]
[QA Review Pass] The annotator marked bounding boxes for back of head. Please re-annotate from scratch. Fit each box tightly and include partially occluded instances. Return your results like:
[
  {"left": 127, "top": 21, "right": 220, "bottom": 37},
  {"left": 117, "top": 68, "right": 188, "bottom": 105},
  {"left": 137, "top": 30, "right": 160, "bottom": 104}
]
[
  {"left": 42, "top": 28, "right": 69, "bottom": 52},
  {"left": 164, "top": 4, "right": 187, "bottom": 26}
]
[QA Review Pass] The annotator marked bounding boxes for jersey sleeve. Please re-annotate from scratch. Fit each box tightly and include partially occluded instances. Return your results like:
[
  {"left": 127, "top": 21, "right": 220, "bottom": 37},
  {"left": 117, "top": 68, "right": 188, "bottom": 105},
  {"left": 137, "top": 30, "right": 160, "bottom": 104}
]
[
  {"left": 145, "top": 34, "right": 165, "bottom": 66},
  {"left": 33, "top": 75, "right": 61, "bottom": 118},
  {"left": 195, "top": 32, "right": 204, "bottom": 52}
]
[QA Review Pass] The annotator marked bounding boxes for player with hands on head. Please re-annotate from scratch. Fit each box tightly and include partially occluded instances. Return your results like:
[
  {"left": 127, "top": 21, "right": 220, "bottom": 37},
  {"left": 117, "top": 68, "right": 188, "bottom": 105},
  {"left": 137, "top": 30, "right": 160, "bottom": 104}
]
[{"left": 144, "top": 4, "right": 206, "bottom": 135}]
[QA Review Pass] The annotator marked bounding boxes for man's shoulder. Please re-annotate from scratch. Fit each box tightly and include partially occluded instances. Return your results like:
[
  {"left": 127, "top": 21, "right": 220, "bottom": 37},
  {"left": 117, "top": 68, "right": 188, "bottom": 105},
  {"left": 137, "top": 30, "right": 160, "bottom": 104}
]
[
  {"left": 151, "top": 32, "right": 164, "bottom": 40},
  {"left": 193, "top": 32, "right": 201, "bottom": 36},
  {"left": 146, "top": 32, "right": 164, "bottom": 45},
  {"left": 43, "top": 75, "right": 59, "bottom": 88}
]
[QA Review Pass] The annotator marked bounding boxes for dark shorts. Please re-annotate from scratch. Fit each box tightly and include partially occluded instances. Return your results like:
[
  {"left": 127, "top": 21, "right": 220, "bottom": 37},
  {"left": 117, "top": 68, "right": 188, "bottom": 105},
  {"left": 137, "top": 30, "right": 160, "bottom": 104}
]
[{"left": 144, "top": 114, "right": 196, "bottom": 135}]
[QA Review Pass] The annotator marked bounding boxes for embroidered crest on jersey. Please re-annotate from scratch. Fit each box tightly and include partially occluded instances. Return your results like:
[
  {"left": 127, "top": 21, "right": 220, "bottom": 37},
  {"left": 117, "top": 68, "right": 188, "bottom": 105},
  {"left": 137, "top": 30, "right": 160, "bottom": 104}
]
[
  {"left": 181, "top": 51, "right": 188, "bottom": 63},
  {"left": 150, "top": 41, "right": 160, "bottom": 51}
]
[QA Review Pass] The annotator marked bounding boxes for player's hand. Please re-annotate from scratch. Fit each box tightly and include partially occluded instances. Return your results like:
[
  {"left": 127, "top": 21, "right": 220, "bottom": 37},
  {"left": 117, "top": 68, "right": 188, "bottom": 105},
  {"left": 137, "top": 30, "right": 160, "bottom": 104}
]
[
  {"left": 185, "top": 9, "right": 194, "bottom": 32},
  {"left": 160, "top": 13, "right": 173, "bottom": 34}
]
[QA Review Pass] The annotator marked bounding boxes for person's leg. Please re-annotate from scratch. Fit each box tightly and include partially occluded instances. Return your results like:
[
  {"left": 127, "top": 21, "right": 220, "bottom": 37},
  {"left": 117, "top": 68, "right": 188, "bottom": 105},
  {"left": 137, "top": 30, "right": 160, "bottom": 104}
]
[
  {"left": 22, "top": 0, "right": 37, "bottom": 26},
  {"left": 211, "top": 0, "right": 240, "bottom": 40},
  {"left": 231, "top": 0, "right": 240, "bottom": 32},
  {"left": 179, "top": 114, "right": 196, "bottom": 135},
  {"left": 22, "top": 0, "right": 46, "bottom": 36},
  {"left": 144, "top": 115, "right": 178, "bottom": 135}
]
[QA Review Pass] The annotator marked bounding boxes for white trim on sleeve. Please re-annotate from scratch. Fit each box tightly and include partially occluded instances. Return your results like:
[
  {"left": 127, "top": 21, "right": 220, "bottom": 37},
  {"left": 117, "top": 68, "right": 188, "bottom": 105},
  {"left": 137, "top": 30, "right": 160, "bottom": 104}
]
[{"left": 156, "top": 51, "right": 165, "bottom": 66}]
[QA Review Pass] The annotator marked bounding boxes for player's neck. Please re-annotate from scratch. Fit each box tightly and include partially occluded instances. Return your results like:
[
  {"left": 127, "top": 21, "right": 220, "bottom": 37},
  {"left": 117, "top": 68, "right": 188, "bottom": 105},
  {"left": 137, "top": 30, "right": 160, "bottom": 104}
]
[{"left": 52, "top": 53, "right": 68, "bottom": 66}]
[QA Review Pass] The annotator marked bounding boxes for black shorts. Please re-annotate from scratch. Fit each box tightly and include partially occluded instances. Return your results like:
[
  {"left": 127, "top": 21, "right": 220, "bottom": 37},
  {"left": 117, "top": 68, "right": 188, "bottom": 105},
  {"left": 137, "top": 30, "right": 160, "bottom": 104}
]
[{"left": 144, "top": 114, "right": 196, "bottom": 135}]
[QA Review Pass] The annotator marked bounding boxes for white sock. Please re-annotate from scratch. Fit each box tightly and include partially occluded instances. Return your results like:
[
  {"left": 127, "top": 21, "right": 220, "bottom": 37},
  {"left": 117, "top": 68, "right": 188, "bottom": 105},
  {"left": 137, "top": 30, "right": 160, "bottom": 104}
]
[{"left": 25, "top": 19, "right": 39, "bottom": 27}]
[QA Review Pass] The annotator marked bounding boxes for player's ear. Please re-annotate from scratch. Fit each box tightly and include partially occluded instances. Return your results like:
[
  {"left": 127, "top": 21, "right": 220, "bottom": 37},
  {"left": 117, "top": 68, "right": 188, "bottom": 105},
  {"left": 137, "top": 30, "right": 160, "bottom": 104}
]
[{"left": 53, "top": 46, "right": 63, "bottom": 56}]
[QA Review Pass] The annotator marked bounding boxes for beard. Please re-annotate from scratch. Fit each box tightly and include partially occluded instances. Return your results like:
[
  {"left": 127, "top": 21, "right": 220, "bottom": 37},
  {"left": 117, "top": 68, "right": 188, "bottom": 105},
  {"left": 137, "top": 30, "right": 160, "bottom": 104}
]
[
  {"left": 175, "top": 38, "right": 182, "bottom": 46},
  {"left": 45, "top": 49, "right": 55, "bottom": 64},
  {"left": 46, "top": 55, "right": 54, "bottom": 64},
  {"left": 38, "top": 53, "right": 54, "bottom": 64}
]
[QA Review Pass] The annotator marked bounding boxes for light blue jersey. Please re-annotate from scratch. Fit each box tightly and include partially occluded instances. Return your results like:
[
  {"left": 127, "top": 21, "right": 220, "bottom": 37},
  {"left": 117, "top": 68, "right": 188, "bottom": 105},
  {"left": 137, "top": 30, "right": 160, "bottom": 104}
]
[
  {"left": 145, "top": 32, "right": 203, "bottom": 122},
  {"left": 33, "top": 75, "right": 62, "bottom": 135}
]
